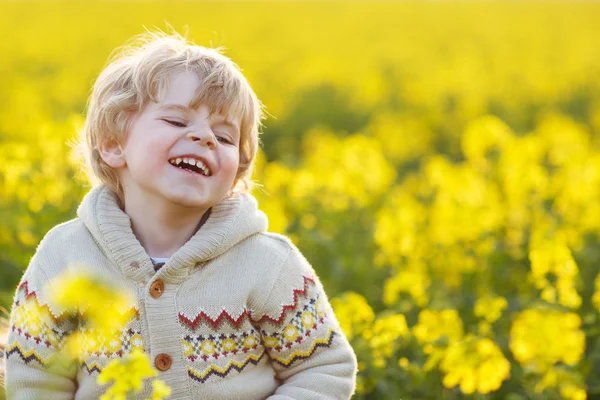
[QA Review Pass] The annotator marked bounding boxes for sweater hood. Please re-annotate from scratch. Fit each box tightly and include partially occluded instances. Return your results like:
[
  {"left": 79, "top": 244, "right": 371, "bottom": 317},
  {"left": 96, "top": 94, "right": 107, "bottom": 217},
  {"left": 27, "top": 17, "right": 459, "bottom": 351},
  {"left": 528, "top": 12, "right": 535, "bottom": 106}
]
[{"left": 77, "top": 185, "right": 268, "bottom": 283}]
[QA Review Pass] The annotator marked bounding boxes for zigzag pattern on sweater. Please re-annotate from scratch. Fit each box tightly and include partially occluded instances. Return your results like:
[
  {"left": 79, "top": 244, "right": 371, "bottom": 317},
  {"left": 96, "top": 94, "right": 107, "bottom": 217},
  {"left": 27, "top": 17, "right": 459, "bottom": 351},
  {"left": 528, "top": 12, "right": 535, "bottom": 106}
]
[
  {"left": 187, "top": 349, "right": 266, "bottom": 383},
  {"left": 178, "top": 275, "right": 316, "bottom": 330},
  {"left": 14, "top": 281, "right": 68, "bottom": 323},
  {"left": 270, "top": 328, "right": 338, "bottom": 367},
  {"left": 179, "top": 308, "right": 249, "bottom": 330},
  {"left": 9, "top": 281, "right": 71, "bottom": 351},
  {"left": 5, "top": 341, "right": 48, "bottom": 365},
  {"left": 253, "top": 275, "right": 316, "bottom": 326},
  {"left": 260, "top": 293, "right": 328, "bottom": 352},
  {"left": 81, "top": 361, "right": 103, "bottom": 374}
]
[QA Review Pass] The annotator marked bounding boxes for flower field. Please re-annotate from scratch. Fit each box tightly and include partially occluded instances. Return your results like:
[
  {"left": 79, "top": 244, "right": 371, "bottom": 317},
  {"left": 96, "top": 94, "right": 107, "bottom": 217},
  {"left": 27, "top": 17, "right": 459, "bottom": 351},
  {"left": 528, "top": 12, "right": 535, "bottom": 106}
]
[{"left": 2, "top": 1, "right": 600, "bottom": 398}]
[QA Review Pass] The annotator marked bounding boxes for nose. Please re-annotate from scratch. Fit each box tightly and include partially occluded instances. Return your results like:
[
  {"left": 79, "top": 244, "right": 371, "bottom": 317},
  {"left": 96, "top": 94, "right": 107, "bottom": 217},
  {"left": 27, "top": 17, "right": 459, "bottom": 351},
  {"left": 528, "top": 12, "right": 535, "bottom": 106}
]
[{"left": 187, "top": 126, "right": 216, "bottom": 149}]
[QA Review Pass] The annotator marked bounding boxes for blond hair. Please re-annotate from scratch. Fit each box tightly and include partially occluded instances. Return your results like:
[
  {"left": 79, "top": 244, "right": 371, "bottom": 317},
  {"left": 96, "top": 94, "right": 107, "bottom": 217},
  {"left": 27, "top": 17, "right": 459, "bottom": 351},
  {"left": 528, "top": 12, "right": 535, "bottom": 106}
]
[{"left": 73, "top": 30, "right": 264, "bottom": 207}]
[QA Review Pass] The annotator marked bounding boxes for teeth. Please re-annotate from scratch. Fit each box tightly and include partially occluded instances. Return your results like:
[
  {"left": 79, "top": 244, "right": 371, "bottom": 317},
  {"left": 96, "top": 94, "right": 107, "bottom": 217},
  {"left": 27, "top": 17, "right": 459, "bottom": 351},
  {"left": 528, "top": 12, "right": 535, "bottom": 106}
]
[{"left": 169, "top": 157, "right": 210, "bottom": 176}]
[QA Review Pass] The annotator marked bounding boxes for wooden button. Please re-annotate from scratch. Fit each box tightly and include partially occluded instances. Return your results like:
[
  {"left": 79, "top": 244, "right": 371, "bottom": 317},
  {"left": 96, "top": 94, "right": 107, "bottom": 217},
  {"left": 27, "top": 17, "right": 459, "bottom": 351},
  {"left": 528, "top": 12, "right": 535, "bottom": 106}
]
[
  {"left": 155, "top": 353, "right": 172, "bottom": 371},
  {"left": 150, "top": 279, "right": 165, "bottom": 298}
]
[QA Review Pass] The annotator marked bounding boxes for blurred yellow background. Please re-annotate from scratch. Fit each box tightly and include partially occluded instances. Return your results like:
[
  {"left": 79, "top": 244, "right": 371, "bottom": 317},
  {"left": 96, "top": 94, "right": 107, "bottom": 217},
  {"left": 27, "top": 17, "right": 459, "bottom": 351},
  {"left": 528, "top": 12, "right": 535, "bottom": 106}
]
[{"left": 2, "top": 1, "right": 600, "bottom": 398}]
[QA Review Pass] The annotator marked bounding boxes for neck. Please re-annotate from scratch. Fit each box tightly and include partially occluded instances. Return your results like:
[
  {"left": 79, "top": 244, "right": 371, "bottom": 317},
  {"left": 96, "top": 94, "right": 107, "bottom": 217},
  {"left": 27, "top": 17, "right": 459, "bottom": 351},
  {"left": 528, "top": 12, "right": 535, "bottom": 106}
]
[{"left": 123, "top": 192, "right": 210, "bottom": 259}]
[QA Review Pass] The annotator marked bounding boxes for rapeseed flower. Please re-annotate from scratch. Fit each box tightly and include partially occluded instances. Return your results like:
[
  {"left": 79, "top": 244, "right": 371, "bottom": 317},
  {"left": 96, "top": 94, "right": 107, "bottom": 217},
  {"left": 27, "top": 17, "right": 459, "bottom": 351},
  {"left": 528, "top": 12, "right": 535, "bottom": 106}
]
[
  {"left": 363, "top": 314, "right": 409, "bottom": 367},
  {"left": 474, "top": 296, "right": 508, "bottom": 323},
  {"left": 529, "top": 238, "right": 582, "bottom": 309},
  {"left": 97, "top": 349, "right": 170, "bottom": 400},
  {"left": 331, "top": 292, "right": 374, "bottom": 341},
  {"left": 440, "top": 335, "right": 510, "bottom": 394},
  {"left": 413, "top": 309, "right": 463, "bottom": 345},
  {"left": 510, "top": 308, "right": 585, "bottom": 371},
  {"left": 48, "top": 270, "right": 135, "bottom": 358}
]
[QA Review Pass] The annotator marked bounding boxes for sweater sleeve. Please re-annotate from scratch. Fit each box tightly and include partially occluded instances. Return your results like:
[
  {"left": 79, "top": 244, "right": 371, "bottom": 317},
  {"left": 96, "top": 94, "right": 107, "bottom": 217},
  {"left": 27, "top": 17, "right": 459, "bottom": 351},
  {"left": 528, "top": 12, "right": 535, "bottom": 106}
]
[
  {"left": 254, "top": 243, "right": 358, "bottom": 400},
  {"left": 4, "top": 261, "right": 78, "bottom": 399}
]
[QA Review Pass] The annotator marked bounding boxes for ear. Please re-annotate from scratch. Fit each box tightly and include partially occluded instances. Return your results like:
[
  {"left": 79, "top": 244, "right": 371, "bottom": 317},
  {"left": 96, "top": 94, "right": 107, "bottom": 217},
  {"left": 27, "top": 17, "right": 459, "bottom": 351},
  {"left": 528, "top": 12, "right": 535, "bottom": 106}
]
[{"left": 98, "top": 138, "right": 126, "bottom": 168}]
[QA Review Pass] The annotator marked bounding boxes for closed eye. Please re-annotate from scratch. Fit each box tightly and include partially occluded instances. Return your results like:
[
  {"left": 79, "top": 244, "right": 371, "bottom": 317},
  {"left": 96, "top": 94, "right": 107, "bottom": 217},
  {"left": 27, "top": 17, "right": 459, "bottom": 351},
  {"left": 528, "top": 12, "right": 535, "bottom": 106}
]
[
  {"left": 216, "top": 136, "right": 232, "bottom": 144},
  {"left": 162, "top": 119, "right": 187, "bottom": 128}
]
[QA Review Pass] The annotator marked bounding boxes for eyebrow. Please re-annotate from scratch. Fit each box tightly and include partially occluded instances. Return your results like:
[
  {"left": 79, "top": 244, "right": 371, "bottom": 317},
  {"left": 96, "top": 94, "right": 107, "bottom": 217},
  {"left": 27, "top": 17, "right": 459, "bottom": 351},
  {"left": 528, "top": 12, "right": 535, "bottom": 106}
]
[
  {"left": 158, "top": 103, "right": 240, "bottom": 135},
  {"left": 158, "top": 104, "right": 193, "bottom": 114}
]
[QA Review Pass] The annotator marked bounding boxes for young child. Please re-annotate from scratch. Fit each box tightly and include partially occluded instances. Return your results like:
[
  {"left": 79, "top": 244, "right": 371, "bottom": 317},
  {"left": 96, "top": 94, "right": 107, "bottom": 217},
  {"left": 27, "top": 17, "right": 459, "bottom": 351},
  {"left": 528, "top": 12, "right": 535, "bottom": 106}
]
[{"left": 4, "top": 31, "right": 358, "bottom": 399}]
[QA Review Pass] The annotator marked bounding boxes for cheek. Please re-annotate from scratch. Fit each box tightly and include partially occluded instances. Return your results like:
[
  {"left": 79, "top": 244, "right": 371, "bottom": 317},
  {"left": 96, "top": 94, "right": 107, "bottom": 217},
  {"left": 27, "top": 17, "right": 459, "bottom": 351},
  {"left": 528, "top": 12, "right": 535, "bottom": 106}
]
[
  {"left": 126, "top": 133, "right": 170, "bottom": 163},
  {"left": 223, "top": 149, "right": 241, "bottom": 175}
]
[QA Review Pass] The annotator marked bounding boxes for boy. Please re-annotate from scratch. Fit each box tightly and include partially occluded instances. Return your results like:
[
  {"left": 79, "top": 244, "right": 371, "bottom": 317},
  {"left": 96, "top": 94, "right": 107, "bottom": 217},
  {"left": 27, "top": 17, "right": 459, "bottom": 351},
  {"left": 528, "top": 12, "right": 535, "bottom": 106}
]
[{"left": 4, "top": 31, "right": 358, "bottom": 399}]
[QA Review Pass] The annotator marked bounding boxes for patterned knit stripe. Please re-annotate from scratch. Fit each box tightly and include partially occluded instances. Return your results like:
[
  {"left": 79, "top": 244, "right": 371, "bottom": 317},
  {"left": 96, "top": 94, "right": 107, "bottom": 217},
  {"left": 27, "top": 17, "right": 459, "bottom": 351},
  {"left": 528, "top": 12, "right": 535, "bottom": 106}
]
[
  {"left": 10, "top": 283, "right": 71, "bottom": 350},
  {"left": 179, "top": 309, "right": 250, "bottom": 330},
  {"left": 178, "top": 275, "right": 316, "bottom": 330},
  {"left": 270, "top": 329, "right": 338, "bottom": 368},
  {"left": 14, "top": 281, "right": 139, "bottom": 324},
  {"left": 16, "top": 281, "right": 37, "bottom": 300},
  {"left": 5, "top": 342, "right": 48, "bottom": 365},
  {"left": 9, "top": 325, "right": 64, "bottom": 349},
  {"left": 77, "top": 327, "right": 145, "bottom": 358},
  {"left": 253, "top": 275, "right": 316, "bottom": 326},
  {"left": 182, "top": 328, "right": 260, "bottom": 362},
  {"left": 187, "top": 349, "right": 266, "bottom": 383},
  {"left": 261, "top": 294, "right": 328, "bottom": 353},
  {"left": 81, "top": 361, "right": 103, "bottom": 375},
  {"left": 14, "top": 281, "right": 68, "bottom": 324}
]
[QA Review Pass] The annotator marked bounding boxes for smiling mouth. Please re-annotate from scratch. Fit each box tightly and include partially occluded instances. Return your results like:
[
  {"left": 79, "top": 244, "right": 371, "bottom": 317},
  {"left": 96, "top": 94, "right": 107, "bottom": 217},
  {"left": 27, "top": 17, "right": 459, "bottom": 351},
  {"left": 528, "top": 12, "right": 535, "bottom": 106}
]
[{"left": 168, "top": 157, "right": 211, "bottom": 176}]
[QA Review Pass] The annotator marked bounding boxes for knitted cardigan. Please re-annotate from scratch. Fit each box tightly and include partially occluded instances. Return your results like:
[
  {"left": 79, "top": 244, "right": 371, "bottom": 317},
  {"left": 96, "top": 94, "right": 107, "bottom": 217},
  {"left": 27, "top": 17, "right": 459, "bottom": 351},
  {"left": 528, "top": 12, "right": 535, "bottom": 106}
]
[{"left": 5, "top": 185, "right": 358, "bottom": 399}]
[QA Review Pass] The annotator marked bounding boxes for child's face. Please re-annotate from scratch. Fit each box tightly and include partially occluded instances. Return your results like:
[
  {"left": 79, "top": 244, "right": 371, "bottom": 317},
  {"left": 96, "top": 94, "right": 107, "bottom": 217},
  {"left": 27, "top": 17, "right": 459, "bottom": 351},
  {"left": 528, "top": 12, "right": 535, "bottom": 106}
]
[{"left": 110, "top": 71, "right": 241, "bottom": 213}]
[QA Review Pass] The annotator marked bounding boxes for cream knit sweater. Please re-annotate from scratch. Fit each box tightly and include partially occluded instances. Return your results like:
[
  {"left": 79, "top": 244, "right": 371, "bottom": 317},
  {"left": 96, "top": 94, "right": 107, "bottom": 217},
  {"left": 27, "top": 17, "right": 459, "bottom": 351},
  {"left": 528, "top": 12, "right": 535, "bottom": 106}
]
[{"left": 5, "top": 185, "right": 358, "bottom": 399}]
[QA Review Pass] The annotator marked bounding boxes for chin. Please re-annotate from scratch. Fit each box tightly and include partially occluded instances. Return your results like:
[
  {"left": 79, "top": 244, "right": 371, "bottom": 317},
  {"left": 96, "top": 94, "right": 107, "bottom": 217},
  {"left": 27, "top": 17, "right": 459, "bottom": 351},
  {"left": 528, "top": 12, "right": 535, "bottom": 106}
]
[{"left": 164, "top": 193, "right": 211, "bottom": 209}]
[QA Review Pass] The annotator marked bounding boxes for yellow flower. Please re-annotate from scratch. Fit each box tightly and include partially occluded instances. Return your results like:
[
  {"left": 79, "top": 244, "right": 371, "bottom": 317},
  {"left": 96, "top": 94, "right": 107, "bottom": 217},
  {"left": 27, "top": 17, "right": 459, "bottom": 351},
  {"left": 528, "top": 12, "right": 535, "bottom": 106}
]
[
  {"left": 529, "top": 238, "right": 581, "bottom": 309},
  {"left": 398, "top": 357, "right": 409, "bottom": 368},
  {"left": 383, "top": 260, "right": 430, "bottom": 307},
  {"left": 592, "top": 274, "right": 600, "bottom": 311},
  {"left": 366, "top": 314, "right": 409, "bottom": 366},
  {"left": 98, "top": 349, "right": 161, "bottom": 399},
  {"left": 49, "top": 269, "right": 135, "bottom": 333},
  {"left": 461, "top": 114, "right": 513, "bottom": 167},
  {"left": 560, "top": 383, "right": 587, "bottom": 400},
  {"left": 42, "top": 270, "right": 138, "bottom": 361},
  {"left": 331, "top": 292, "right": 374, "bottom": 341},
  {"left": 474, "top": 296, "right": 508, "bottom": 323},
  {"left": 440, "top": 335, "right": 510, "bottom": 394},
  {"left": 374, "top": 187, "right": 427, "bottom": 265},
  {"left": 510, "top": 308, "right": 585, "bottom": 371},
  {"left": 288, "top": 130, "right": 396, "bottom": 211},
  {"left": 150, "top": 379, "right": 172, "bottom": 400},
  {"left": 413, "top": 309, "right": 463, "bottom": 345}
]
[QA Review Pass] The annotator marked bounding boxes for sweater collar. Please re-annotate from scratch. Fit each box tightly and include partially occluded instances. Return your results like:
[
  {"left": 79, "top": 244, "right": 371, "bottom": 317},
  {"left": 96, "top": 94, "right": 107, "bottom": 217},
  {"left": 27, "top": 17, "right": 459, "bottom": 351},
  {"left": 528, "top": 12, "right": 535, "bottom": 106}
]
[{"left": 77, "top": 185, "right": 268, "bottom": 283}]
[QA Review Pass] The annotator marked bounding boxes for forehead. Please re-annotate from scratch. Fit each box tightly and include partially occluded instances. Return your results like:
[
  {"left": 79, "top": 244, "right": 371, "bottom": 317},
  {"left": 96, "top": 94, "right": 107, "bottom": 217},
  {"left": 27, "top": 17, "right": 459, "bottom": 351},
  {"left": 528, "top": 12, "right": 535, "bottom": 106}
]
[
  {"left": 153, "top": 71, "right": 242, "bottom": 126},
  {"left": 156, "top": 71, "right": 199, "bottom": 105}
]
